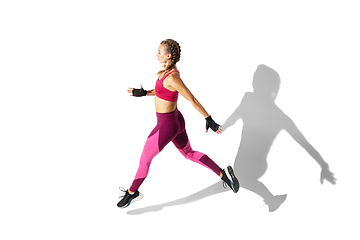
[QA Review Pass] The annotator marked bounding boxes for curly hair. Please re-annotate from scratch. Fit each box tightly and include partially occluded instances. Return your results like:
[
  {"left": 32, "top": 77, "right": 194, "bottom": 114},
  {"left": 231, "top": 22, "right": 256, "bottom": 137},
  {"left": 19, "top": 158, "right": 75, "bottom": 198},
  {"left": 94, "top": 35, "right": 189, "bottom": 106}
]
[{"left": 157, "top": 39, "right": 181, "bottom": 76}]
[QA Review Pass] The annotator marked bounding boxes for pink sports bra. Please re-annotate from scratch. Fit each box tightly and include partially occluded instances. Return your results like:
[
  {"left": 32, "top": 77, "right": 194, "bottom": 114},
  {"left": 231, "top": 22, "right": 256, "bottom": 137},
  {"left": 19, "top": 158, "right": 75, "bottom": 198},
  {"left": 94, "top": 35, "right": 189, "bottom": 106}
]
[{"left": 155, "top": 71, "right": 179, "bottom": 102}]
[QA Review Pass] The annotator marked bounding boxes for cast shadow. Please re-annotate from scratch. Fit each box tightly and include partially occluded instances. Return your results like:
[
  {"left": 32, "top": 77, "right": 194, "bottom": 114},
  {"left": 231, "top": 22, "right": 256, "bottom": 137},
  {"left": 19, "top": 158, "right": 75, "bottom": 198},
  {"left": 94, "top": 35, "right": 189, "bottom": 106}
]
[{"left": 127, "top": 64, "right": 336, "bottom": 215}]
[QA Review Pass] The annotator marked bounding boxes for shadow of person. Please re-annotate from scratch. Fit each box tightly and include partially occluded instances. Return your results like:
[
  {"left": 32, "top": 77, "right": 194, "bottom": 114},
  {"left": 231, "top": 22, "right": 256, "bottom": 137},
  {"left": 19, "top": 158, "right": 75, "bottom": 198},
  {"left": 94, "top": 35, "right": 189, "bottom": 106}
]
[
  {"left": 224, "top": 65, "right": 336, "bottom": 212},
  {"left": 127, "top": 64, "right": 336, "bottom": 215}
]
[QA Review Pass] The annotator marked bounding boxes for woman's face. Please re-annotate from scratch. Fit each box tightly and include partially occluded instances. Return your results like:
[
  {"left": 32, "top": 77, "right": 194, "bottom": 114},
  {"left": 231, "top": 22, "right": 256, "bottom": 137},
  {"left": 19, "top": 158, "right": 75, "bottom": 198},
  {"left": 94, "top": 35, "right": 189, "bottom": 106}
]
[{"left": 156, "top": 44, "right": 170, "bottom": 64}]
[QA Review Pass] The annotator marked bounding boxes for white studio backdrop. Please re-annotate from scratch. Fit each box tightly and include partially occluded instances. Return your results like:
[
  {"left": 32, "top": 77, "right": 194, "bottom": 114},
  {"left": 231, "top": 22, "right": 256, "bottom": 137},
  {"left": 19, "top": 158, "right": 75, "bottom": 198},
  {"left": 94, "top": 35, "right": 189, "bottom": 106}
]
[{"left": 1, "top": 1, "right": 359, "bottom": 240}]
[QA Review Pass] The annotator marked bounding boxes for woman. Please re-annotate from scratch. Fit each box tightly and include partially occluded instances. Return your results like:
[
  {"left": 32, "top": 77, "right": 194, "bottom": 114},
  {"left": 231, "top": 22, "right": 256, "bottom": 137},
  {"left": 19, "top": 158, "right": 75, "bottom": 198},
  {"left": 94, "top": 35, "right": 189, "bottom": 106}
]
[{"left": 118, "top": 39, "right": 239, "bottom": 208}]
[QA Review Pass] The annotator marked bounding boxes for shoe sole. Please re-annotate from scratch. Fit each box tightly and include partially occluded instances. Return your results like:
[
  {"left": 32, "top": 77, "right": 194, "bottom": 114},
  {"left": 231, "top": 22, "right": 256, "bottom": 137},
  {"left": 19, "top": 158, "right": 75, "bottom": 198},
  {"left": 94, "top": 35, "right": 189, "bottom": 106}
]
[
  {"left": 119, "top": 193, "right": 144, "bottom": 209},
  {"left": 226, "top": 166, "right": 240, "bottom": 193}
]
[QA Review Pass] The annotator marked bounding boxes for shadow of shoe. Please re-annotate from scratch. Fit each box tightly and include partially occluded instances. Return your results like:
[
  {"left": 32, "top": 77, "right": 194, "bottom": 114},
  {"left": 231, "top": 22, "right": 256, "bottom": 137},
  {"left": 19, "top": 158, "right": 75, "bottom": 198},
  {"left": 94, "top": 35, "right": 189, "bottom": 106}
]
[{"left": 264, "top": 194, "right": 287, "bottom": 212}]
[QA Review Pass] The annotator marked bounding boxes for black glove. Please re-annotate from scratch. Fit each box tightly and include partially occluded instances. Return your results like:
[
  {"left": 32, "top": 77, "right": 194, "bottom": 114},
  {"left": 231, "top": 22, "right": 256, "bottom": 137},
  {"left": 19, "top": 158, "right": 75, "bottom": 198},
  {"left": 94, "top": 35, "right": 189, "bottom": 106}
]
[
  {"left": 205, "top": 115, "right": 220, "bottom": 132},
  {"left": 132, "top": 87, "right": 147, "bottom": 97}
]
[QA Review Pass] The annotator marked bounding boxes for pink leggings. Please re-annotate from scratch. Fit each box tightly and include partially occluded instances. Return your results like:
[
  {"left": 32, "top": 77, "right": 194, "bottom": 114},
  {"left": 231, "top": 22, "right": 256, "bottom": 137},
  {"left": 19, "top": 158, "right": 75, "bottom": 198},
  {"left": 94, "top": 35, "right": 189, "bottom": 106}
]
[{"left": 129, "top": 109, "right": 221, "bottom": 192}]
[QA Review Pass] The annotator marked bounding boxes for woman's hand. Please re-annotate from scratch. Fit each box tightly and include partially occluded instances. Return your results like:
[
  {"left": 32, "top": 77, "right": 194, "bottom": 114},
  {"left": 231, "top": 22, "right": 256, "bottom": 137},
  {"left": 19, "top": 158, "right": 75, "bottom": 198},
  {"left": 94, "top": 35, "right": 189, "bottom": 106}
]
[
  {"left": 127, "top": 87, "right": 134, "bottom": 96},
  {"left": 127, "top": 84, "right": 147, "bottom": 97},
  {"left": 215, "top": 125, "right": 223, "bottom": 135},
  {"left": 206, "top": 116, "right": 223, "bottom": 135}
]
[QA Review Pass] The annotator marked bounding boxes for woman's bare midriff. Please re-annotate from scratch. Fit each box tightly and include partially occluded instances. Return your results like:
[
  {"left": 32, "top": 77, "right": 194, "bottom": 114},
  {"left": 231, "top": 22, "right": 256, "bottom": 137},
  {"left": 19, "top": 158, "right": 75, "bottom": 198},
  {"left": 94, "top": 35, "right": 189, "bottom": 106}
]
[{"left": 155, "top": 96, "right": 177, "bottom": 113}]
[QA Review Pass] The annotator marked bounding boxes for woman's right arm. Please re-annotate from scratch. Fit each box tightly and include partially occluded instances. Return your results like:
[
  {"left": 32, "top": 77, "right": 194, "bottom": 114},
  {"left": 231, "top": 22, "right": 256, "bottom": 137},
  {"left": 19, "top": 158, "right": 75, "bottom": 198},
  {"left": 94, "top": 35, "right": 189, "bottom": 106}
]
[{"left": 146, "top": 89, "right": 155, "bottom": 96}]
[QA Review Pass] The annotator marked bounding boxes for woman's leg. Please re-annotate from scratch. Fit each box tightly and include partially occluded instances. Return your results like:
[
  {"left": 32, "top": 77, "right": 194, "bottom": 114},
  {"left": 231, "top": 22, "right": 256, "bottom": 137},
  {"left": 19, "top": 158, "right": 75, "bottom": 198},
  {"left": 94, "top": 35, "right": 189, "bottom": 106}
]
[
  {"left": 172, "top": 130, "right": 221, "bottom": 176},
  {"left": 171, "top": 110, "right": 239, "bottom": 192},
  {"left": 118, "top": 127, "right": 161, "bottom": 208},
  {"left": 172, "top": 110, "right": 222, "bottom": 175},
  {"left": 129, "top": 111, "right": 181, "bottom": 193},
  {"left": 129, "top": 127, "right": 162, "bottom": 193},
  {"left": 173, "top": 131, "right": 239, "bottom": 193},
  {"left": 172, "top": 129, "right": 239, "bottom": 192}
]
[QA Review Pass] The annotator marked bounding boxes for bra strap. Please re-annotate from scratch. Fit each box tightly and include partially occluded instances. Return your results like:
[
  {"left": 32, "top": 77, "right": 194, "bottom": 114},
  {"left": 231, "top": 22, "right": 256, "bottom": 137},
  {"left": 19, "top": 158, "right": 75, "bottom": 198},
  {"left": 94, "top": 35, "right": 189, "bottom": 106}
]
[{"left": 160, "top": 71, "right": 179, "bottom": 80}]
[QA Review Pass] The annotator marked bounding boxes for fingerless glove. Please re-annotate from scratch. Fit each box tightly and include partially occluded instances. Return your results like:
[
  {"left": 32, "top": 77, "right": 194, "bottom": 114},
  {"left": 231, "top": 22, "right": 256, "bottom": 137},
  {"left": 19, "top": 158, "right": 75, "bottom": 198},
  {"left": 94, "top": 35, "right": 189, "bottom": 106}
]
[
  {"left": 132, "top": 87, "right": 147, "bottom": 97},
  {"left": 205, "top": 115, "right": 220, "bottom": 132}
]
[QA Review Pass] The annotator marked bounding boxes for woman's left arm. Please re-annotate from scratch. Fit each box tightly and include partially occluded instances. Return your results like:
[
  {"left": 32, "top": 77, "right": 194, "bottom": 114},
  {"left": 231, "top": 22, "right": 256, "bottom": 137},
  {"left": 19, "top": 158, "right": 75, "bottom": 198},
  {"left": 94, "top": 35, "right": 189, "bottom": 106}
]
[{"left": 169, "top": 75, "right": 222, "bottom": 134}]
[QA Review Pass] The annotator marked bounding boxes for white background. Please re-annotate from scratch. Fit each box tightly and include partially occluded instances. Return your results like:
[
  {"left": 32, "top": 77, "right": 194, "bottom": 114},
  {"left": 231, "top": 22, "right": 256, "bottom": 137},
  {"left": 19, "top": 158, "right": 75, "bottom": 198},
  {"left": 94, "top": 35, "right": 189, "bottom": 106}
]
[{"left": 1, "top": 0, "right": 359, "bottom": 239}]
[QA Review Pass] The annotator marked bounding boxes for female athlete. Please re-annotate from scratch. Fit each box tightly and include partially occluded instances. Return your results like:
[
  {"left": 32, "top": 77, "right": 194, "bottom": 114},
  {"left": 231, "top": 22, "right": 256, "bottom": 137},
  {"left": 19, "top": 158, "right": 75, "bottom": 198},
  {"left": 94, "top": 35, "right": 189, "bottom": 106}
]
[{"left": 118, "top": 39, "right": 239, "bottom": 208}]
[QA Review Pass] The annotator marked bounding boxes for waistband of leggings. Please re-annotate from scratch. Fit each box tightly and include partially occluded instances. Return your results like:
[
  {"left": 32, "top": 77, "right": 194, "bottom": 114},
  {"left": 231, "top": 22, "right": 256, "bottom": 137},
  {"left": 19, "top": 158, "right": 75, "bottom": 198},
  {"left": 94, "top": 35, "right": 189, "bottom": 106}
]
[{"left": 156, "top": 108, "right": 179, "bottom": 118}]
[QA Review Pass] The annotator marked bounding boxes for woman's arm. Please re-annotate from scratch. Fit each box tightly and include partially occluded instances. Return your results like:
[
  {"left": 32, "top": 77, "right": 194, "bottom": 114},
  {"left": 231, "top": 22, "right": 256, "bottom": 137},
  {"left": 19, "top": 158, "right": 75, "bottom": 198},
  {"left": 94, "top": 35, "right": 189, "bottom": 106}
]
[
  {"left": 146, "top": 89, "right": 155, "bottom": 96},
  {"left": 168, "top": 75, "right": 222, "bottom": 134},
  {"left": 168, "top": 75, "right": 209, "bottom": 117}
]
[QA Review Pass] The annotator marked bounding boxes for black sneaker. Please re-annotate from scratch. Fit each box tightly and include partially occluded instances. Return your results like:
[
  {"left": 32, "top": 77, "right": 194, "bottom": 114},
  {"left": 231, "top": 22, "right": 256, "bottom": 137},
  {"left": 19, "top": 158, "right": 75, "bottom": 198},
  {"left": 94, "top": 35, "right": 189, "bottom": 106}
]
[
  {"left": 117, "top": 189, "right": 143, "bottom": 209},
  {"left": 221, "top": 166, "right": 240, "bottom": 193}
]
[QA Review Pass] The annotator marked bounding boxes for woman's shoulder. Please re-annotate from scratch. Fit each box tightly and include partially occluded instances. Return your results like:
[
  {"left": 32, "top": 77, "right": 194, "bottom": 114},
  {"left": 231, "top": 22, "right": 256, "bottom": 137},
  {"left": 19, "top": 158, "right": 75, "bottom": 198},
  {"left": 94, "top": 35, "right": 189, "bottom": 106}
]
[
  {"left": 170, "top": 70, "right": 180, "bottom": 77},
  {"left": 166, "top": 71, "right": 181, "bottom": 82}
]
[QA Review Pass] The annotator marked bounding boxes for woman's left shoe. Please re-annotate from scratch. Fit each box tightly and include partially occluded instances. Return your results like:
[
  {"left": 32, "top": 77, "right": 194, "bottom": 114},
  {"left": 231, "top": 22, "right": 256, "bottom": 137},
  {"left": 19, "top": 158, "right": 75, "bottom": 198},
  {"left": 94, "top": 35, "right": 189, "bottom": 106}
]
[
  {"left": 117, "top": 189, "right": 143, "bottom": 209},
  {"left": 221, "top": 166, "right": 240, "bottom": 193}
]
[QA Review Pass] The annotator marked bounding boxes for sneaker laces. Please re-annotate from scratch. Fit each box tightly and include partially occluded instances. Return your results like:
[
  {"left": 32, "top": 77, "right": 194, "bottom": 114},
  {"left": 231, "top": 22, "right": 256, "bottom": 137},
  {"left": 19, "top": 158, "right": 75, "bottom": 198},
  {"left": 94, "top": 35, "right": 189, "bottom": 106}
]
[
  {"left": 221, "top": 169, "right": 228, "bottom": 189},
  {"left": 118, "top": 187, "right": 128, "bottom": 199}
]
